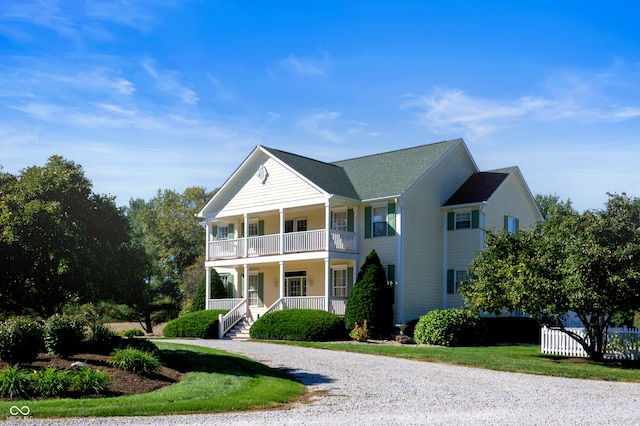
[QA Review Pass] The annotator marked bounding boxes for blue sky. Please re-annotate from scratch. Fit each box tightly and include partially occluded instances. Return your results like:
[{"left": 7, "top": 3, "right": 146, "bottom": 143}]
[{"left": 2, "top": 1, "right": 640, "bottom": 211}]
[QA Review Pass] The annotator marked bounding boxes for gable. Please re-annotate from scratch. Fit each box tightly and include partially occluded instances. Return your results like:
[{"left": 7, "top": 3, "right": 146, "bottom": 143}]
[{"left": 200, "top": 150, "right": 326, "bottom": 216}]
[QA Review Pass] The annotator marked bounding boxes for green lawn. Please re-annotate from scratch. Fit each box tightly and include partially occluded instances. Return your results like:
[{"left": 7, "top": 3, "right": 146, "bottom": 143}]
[
  {"left": 0, "top": 342, "right": 303, "bottom": 419},
  {"left": 282, "top": 342, "right": 640, "bottom": 382}
]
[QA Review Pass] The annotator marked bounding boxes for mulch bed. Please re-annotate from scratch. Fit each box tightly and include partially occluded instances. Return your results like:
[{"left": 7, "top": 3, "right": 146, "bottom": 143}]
[{"left": 0, "top": 353, "right": 185, "bottom": 398}]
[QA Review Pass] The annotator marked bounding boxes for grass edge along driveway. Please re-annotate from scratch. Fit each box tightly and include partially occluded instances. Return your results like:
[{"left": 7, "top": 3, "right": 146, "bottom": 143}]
[
  {"left": 0, "top": 342, "right": 304, "bottom": 419},
  {"left": 282, "top": 342, "right": 640, "bottom": 382}
]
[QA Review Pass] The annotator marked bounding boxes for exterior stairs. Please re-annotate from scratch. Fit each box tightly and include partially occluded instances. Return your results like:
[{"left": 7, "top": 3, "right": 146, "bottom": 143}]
[{"left": 223, "top": 316, "right": 254, "bottom": 340}]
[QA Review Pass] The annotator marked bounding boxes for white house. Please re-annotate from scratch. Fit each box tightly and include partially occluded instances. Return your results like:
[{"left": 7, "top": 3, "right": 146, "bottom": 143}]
[{"left": 197, "top": 138, "right": 543, "bottom": 338}]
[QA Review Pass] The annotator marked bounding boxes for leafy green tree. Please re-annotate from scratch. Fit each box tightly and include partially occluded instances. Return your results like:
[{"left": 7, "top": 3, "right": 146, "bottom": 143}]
[
  {"left": 344, "top": 250, "right": 394, "bottom": 337},
  {"left": 190, "top": 269, "right": 226, "bottom": 313},
  {"left": 462, "top": 193, "right": 640, "bottom": 360},
  {"left": 0, "top": 156, "right": 147, "bottom": 317},
  {"left": 126, "top": 187, "right": 215, "bottom": 331}
]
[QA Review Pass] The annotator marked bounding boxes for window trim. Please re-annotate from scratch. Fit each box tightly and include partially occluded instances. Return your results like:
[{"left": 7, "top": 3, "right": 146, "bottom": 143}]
[
  {"left": 284, "top": 270, "right": 307, "bottom": 297},
  {"left": 447, "top": 269, "right": 469, "bottom": 294},
  {"left": 455, "top": 211, "right": 471, "bottom": 230},
  {"left": 332, "top": 266, "right": 348, "bottom": 298},
  {"left": 372, "top": 204, "right": 388, "bottom": 238}
]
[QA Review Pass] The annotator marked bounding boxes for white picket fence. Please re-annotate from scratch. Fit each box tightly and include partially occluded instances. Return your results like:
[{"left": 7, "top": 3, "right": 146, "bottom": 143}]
[{"left": 541, "top": 326, "right": 640, "bottom": 360}]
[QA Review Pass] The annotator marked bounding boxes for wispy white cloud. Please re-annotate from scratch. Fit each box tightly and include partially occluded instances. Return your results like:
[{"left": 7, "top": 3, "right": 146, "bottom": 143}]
[
  {"left": 298, "top": 110, "right": 367, "bottom": 143},
  {"left": 142, "top": 60, "right": 199, "bottom": 104},
  {"left": 405, "top": 64, "right": 640, "bottom": 138},
  {"left": 280, "top": 52, "right": 332, "bottom": 77}
]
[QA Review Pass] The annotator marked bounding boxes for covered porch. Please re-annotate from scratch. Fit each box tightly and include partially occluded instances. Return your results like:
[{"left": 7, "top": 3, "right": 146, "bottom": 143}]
[{"left": 205, "top": 257, "right": 356, "bottom": 337}]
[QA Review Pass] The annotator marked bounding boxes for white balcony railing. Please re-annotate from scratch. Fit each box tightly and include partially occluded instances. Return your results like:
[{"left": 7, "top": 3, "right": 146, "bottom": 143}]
[{"left": 208, "top": 229, "right": 356, "bottom": 260}]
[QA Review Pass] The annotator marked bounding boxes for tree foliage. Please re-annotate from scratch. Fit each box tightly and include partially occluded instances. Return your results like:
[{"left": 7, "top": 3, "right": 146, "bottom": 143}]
[
  {"left": 126, "top": 187, "right": 215, "bottom": 331},
  {"left": 0, "top": 156, "right": 147, "bottom": 317},
  {"left": 344, "top": 250, "right": 394, "bottom": 337},
  {"left": 462, "top": 193, "right": 640, "bottom": 359}
]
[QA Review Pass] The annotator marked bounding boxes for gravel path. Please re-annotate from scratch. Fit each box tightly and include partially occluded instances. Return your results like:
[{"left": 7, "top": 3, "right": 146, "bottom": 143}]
[{"left": 9, "top": 339, "right": 640, "bottom": 425}]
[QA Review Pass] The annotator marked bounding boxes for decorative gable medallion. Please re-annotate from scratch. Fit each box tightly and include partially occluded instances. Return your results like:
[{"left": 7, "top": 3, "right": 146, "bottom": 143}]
[{"left": 256, "top": 165, "right": 268, "bottom": 184}]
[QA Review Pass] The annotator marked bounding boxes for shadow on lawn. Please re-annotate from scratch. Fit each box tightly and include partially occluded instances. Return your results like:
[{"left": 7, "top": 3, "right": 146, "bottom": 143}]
[{"left": 159, "top": 348, "right": 324, "bottom": 383}]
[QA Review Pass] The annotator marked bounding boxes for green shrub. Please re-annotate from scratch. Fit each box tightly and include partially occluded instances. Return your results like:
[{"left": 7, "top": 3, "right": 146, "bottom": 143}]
[
  {"left": 0, "top": 365, "right": 33, "bottom": 399},
  {"left": 0, "top": 317, "right": 43, "bottom": 363},
  {"left": 33, "top": 366, "right": 72, "bottom": 397},
  {"left": 71, "top": 367, "right": 110, "bottom": 395},
  {"left": 414, "top": 308, "right": 486, "bottom": 346},
  {"left": 348, "top": 319, "right": 370, "bottom": 342},
  {"left": 119, "top": 337, "right": 160, "bottom": 357},
  {"left": 43, "top": 314, "right": 86, "bottom": 357},
  {"left": 344, "top": 250, "right": 394, "bottom": 338},
  {"left": 85, "top": 324, "right": 123, "bottom": 355},
  {"left": 162, "top": 310, "right": 227, "bottom": 338},
  {"left": 250, "top": 309, "right": 347, "bottom": 342},
  {"left": 109, "top": 348, "right": 161, "bottom": 376},
  {"left": 121, "top": 328, "right": 145, "bottom": 338}
]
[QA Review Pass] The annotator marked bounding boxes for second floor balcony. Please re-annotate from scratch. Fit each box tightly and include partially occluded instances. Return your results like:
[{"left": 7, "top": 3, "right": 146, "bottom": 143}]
[{"left": 208, "top": 228, "right": 357, "bottom": 261}]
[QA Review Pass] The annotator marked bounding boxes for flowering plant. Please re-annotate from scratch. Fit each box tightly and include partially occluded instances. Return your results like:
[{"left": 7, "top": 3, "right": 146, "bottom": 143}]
[{"left": 349, "top": 319, "right": 370, "bottom": 342}]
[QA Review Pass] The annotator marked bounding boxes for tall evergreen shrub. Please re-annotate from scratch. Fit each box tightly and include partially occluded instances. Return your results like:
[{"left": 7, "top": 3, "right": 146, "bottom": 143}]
[{"left": 344, "top": 250, "right": 394, "bottom": 338}]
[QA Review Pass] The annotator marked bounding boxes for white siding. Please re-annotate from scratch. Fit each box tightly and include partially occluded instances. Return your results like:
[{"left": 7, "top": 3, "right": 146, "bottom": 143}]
[
  {"left": 217, "top": 155, "right": 324, "bottom": 214},
  {"left": 401, "top": 143, "right": 477, "bottom": 322},
  {"left": 485, "top": 173, "right": 541, "bottom": 232}
]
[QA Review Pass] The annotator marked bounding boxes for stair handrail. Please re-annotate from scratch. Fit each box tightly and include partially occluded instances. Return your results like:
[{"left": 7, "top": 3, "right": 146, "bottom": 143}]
[
  {"left": 218, "top": 298, "right": 248, "bottom": 338},
  {"left": 261, "top": 297, "right": 285, "bottom": 317}
]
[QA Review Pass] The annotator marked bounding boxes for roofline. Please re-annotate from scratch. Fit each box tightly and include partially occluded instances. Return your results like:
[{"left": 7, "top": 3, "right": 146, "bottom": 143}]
[
  {"left": 258, "top": 146, "right": 332, "bottom": 197},
  {"left": 441, "top": 201, "right": 487, "bottom": 210}
]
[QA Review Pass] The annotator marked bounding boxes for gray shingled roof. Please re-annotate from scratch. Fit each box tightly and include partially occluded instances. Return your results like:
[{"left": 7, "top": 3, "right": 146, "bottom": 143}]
[
  {"left": 263, "top": 139, "right": 462, "bottom": 201},
  {"left": 442, "top": 171, "right": 510, "bottom": 206},
  {"left": 332, "top": 139, "right": 462, "bottom": 200},
  {"left": 262, "top": 147, "right": 360, "bottom": 200}
]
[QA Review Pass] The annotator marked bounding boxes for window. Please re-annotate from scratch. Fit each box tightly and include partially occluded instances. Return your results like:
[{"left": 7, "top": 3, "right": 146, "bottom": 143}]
[
  {"left": 285, "top": 218, "right": 307, "bottom": 233},
  {"left": 248, "top": 221, "right": 260, "bottom": 236},
  {"left": 447, "top": 269, "right": 469, "bottom": 294},
  {"left": 285, "top": 271, "right": 307, "bottom": 297},
  {"left": 373, "top": 206, "right": 388, "bottom": 237},
  {"left": 332, "top": 210, "right": 348, "bottom": 231},
  {"left": 248, "top": 274, "right": 259, "bottom": 306},
  {"left": 217, "top": 225, "right": 230, "bottom": 240},
  {"left": 455, "top": 212, "right": 471, "bottom": 229},
  {"left": 505, "top": 216, "right": 519, "bottom": 234},
  {"left": 332, "top": 268, "right": 347, "bottom": 297}
]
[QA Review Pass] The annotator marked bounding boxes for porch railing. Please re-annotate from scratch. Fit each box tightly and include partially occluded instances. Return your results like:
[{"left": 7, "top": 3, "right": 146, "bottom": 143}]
[
  {"left": 208, "top": 229, "right": 357, "bottom": 260},
  {"left": 331, "top": 299, "right": 347, "bottom": 316},
  {"left": 218, "top": 299, "right": 247, "bottom": 338},
  {"left": 263, "top": 296, "right": 327, "bottom": 317},
  {"left": 208, "top": 298, "right": 244, "bottom": 311}
]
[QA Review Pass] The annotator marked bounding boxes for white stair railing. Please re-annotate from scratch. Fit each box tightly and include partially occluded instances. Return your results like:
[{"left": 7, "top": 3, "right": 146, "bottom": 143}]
[{"left": 218, "top": 299, "right": 247, "bottom": 338}]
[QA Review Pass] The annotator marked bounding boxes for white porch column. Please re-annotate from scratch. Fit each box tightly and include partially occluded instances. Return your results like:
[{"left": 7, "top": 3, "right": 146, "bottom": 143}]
[
  {"left": 324, "top": 257, "right": 331, "bottom": 312},
  {"left": 353, "top": 206, "right": 359, "bottom": 253},
  {"left": 279, "top": 208, "right": 285, "bottom": 254},
  {"left": 243, "top": 213, "right": 249, "bottom": 258},
  {"left": 205, "top": 267, "right": 211, "bottom": 309},
  {"left": 325, "top": 201, "right": 331, "bottom": 250},
  {"left": 279, "top": 261, "right": 285, "bottom": 299},
  {"left": 243, "top": 264, "right": 249, "bottom": 300},
  {"left": 205, "top": 221, "right": 210, "bottom": 261}
]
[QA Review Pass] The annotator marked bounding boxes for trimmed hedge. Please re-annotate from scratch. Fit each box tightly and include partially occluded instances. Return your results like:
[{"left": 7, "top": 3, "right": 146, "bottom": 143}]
[
  {"left": 414, "top": 308, "right": 486, "bottom": 346},
  {"left": 162, "top": 310, "right": 227, "bottom": 338},
  {"left": 250, "top": 309, "right": 347, "bottom": 342}
]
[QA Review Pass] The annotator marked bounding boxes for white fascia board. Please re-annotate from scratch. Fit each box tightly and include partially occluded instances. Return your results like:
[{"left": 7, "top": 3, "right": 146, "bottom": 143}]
[{"left": 441, "top": 201, "right": 485, "bottom": 210}]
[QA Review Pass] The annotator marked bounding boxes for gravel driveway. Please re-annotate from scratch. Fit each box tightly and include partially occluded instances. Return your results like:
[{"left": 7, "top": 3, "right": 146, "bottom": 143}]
[{"left": 10, "top": 339, "right": 640, "bottom": 425}]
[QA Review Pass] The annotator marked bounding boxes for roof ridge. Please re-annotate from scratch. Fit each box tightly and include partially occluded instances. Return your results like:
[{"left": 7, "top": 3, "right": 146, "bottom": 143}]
[
  {"left": 262, "top": 145, "right": 344, "bottom": 169},
  {"left": 331, "top": 138, "right": 462, "bottom": 164}
]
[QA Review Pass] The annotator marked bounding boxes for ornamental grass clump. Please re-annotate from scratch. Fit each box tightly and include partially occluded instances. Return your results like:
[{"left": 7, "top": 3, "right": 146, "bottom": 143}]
[
  {"left": 349, "top": 319, "right": 370, "bottom": 342},
  {"left": 109, "top": 348, "right": 161, "bottom": 376}
]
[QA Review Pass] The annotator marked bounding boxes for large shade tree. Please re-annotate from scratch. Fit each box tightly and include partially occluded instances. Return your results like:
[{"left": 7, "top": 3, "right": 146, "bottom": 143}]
[
  {"left": 126, "top": 187, "right": 215, "bottom": 331},
  {"left": 0, "top": 156, "right": 148, "bottom": 317},
  {"left": 461, "top": 193, "right": 640, "bottom": 359}
]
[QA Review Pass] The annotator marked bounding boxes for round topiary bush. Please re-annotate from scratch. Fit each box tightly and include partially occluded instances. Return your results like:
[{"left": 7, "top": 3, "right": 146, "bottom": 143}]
[
  {"left": 250, "top": 309, "right": 347, "bottom": 341},
  {"left": 0, "top": 317, "right": 43, "bottom": 363},
  {"left": 162, "top": 309, "right": 227, "bottom": 338},
  {"left": 414, "top": 308, "right": 486, "bottom": 346}
]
